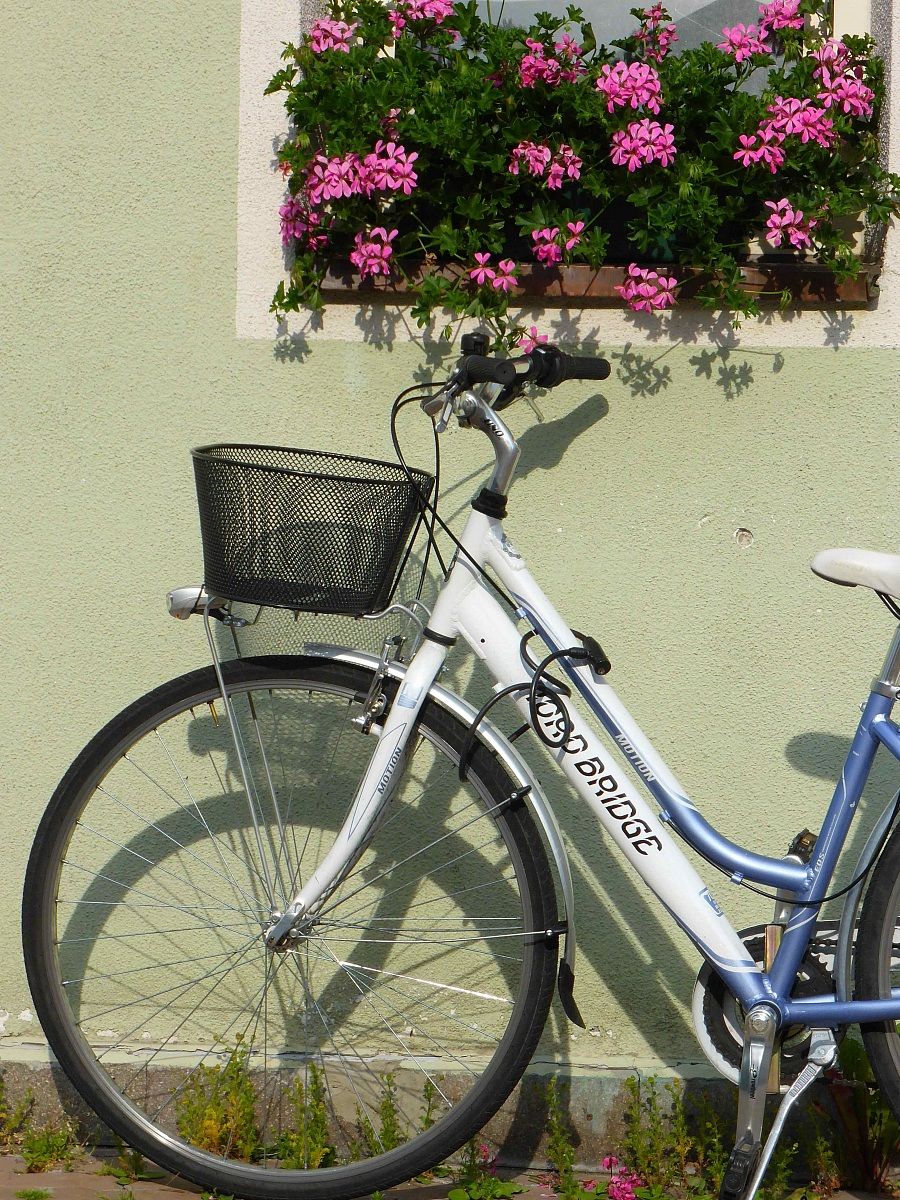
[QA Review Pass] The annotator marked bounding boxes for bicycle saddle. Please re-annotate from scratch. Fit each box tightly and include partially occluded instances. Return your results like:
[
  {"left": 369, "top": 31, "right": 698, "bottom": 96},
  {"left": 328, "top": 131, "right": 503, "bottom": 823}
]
[{"left": 811, "top": 547, "right": 900, "bottom": 600}]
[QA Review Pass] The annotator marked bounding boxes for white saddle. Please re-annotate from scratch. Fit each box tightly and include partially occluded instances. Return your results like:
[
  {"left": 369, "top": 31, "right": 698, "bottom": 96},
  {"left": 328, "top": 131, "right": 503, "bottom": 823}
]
[{"left": 811, "top": 548, "right": 900, "bottom": 601}]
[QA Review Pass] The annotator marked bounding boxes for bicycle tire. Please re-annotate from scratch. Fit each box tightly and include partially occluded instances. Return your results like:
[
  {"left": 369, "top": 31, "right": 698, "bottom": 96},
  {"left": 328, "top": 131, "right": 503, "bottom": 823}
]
[
  {"left": 855, "top": 819, "right": 900, "bottom": 1115},
  {"left": 23, "top": 654, "right": 558, "bottom": 1200}
]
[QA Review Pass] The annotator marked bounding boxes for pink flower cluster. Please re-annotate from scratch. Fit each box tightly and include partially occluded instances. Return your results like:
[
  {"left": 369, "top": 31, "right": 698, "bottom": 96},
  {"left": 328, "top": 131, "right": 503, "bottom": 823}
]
[
  {"left": 306, "top": 141, "right": 418, "bottom": 205},
  {"left": 350, "top": 226, "right": 398, "bottom": 277},
  {"left": 716, "top": 23, "right": 770, "bottom": 62},
  {"left": 388, "top": 0, "right": 454, "bottom": 36},
  {"left": 279, "top": 195, "right": 328, "bottom": 250},
  {"left": 764, "top": 197, "right": 817, "bottom": 248},
  {"left": 615, "top": 264, "right": 677, "bottom": 312},
  {"left": 595, "top": 61, "right": 662, "bottom": 114},
  {"left": 308, "top": 17, "right": 358, "bottom": 52},
  {"left": 610, "top": 119, "right": 676, "bottom": 171},
  {"left": 281, "top": 137, "right": 420, "bottom": 260},
  {"left": 531, "top": 221, "right": 585, "bottom": 264},
  {"left": 757, "top": 0, "right": 803, "bottom": 33},
  {"left": 812, "top": 39, "right": 875, "bottom": 118},
  {"left": 766, "top": 96, "right": 836, "bottom": 146},
  {"left": 518, "top": 36, "right": 585, "bottom": 87},
  {"left": 633, "top": 5, "right": 678, "bottom": 62},
  {"left": 602, "top": 1156, "right": 645, "bottom": 1200},
  {"left": 517, "top": 325, "right": 548, "bottom": 352},
  {"left": 467, "top": 254, "right": 518, "bottom": 292},
  {"left": 734, "top": 93, "right": 837, "bottom": 174},
  {"left": 508, "top": 141, "right": 582, "bottom": 188}
]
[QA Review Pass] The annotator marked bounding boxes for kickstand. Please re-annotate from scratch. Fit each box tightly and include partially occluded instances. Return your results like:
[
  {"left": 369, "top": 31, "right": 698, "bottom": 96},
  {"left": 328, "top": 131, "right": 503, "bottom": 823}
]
[{"left": 743, "top": 1029, "right": 837, "bottom": 1200}]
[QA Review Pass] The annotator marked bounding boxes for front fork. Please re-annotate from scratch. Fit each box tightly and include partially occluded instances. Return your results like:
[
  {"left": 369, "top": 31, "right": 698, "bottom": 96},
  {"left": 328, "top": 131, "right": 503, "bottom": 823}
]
[{"left": 263, "top": 636, "right": 448, "bottom": 948}]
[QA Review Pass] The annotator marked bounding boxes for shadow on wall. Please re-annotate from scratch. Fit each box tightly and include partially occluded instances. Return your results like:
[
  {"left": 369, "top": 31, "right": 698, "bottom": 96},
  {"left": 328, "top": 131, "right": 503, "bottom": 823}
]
[{"left": 271, "top": 309, "right": 835, "bottom": 400}]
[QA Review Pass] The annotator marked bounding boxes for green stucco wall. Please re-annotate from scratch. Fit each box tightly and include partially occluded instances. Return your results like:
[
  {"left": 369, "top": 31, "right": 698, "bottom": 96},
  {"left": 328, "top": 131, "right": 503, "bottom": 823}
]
[{"left": 4, "top": 0, "right": 900, "bottom": 1088}]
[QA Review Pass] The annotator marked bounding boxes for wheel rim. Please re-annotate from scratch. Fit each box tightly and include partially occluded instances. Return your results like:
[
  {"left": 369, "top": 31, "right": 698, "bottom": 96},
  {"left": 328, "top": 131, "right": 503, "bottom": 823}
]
[{"left": 31, "top": 666, "right": 546, "bottom": 1187}]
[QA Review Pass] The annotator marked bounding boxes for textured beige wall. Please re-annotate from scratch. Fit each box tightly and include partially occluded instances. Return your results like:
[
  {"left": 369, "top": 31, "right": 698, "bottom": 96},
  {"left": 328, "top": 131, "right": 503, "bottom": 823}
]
[{"left": 3, "top": 0, "right": 900, "bottom": 1077}]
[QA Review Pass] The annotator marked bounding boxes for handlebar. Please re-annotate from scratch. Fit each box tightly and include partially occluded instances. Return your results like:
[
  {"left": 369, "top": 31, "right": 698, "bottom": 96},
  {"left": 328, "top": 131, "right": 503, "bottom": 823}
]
[
  {"left": 461, "top": 355, "right": 518, "bottom": 386},
  {"left": 527, "top": 345, "right": 611, "bottom": 388},
  {"left": 449, "top": 342, "right": 610, "bottom": 398}
]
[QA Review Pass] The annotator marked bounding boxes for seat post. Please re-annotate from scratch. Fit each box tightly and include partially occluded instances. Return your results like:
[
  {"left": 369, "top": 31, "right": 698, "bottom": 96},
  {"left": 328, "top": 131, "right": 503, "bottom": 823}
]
[{"left": 874, "top": 625, "right": 900, "bottom": 695}]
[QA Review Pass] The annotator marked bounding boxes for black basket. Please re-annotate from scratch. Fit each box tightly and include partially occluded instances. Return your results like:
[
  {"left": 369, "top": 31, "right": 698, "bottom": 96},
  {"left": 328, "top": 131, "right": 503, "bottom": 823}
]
[{"left": 192, "top": 444, "right": 434, "bottom": 616}]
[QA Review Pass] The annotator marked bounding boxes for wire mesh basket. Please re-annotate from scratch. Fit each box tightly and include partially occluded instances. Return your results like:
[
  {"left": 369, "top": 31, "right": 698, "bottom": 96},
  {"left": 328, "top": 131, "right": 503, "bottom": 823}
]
[{"left": 192, "top": 444, "right": 434, "bottom": 616}]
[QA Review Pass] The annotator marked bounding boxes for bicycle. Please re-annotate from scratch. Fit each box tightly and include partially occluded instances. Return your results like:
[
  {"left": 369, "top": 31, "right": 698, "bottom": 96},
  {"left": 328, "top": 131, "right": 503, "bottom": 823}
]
[{"left": 22, "top": 335, "right": 900, "bottom": 1200}]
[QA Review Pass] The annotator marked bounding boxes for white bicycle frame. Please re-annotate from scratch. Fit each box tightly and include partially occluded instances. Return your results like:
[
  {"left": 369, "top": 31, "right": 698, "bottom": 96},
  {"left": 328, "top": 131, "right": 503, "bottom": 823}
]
[
  {"left": 263, "top": 384, "right": 900, "bottom": 1037},
  {"left": 272, "top": 498, "right": 763, "bottom": 993}
]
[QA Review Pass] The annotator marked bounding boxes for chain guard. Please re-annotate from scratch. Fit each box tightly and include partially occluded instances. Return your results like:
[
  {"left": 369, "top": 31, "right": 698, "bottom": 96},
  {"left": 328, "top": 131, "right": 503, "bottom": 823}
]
[{"left": 691, "top": 923, "right": 841, "bottom": 1088}]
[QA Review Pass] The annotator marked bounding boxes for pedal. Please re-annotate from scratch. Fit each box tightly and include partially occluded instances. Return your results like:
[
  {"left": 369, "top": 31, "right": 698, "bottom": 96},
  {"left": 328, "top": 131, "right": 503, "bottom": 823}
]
[{"left": 720, "top": 1134, "right": 761, "bottom": 1200}]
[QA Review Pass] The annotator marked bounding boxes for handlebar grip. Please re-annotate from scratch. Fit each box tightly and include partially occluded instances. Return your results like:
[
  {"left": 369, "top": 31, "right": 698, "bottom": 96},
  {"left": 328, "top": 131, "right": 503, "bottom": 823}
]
[
  {"left": 527, "top": 346, "right": 611, "bottom": 388},
  {"left": 557, "top": 354, "right": 611, "bottom": 382},
  {"left": 462, "top": 355, "right": 517, "bottom": 386}
]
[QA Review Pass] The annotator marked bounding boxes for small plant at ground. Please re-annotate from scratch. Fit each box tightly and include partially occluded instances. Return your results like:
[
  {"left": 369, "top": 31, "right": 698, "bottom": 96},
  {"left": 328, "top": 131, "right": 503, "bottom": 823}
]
[
  {"left": 821, "top": 1035, "right": 900, "bottom": 1194},
  {"left": 20, "top": 1121, "right": 82, "bottom": 1172},
  {"left": 13, "top": 1189, "right": 51, "bottom": 1200},
  {"left": 276, "top": 1063, "right": 336, "bottom": 1169},
  {"left": 805, "top": 1125, "right": 841, "bottom": 1198},
  {"left": 757, "top": 1140, "right": 796, "bottom": 1200},
  {"left": 691, "top": 1093, "right": 728, "bottom": 1197},
  {"left": 174, "top": 1041, "right": 260, "bottom": 1161},
  {"left": 0, "top": 1072, "right": 33, "bottom": 1152},
  {"left": 545, "top": 1078, "right": 597, "bottom": 1200},
  {"left": 622, "top": 1075, "right": 687, "bottom": 1194},
  {"left": 449, "top": 1136, "right": 523, "bottom": 1200},
  {"left": 356, "top": 1072, "right": 407, "bottom": 1157},
  {"left": 95, "top": 1138, "right": 160, "bottom": 1183},
  {"left": 421, "top": 1077, "right": 439, "bottom": 1132}
]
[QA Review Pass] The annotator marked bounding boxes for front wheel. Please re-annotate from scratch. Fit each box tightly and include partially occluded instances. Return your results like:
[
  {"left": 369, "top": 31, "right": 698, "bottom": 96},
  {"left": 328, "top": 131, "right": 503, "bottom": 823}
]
[
  {"left": 855, "top": 815, "right": 900, "bottom": 1115},
  {"left": 23, "top": 655, "right": 558, "bottom": 1200}
]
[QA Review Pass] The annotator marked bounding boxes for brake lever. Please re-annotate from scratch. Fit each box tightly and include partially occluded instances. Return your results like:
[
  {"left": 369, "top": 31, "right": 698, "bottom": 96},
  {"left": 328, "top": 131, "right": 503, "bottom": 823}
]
[{"left": 434, "top": 396, "right": 455, "bottom": 432}]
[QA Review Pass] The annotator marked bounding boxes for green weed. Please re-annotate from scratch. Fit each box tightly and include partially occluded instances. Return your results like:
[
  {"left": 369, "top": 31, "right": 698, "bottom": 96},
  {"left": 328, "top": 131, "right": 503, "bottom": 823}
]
[
  {"left": 355, "top": 1072, "right": 407, "bottom": 1157},
  {"left": 805, "top": 1125, "right": 841, "bottom": 1198},
  {"left": 0, "top": 1071, "right": 33, "bottom": 1151},
  {"left": 174, "top": 1042, "right": 260, "bottom": 1161},
  {"left": 276, "top": 1063, "right": 336, "bottom": 1169},
  {"left": 545, "top": 1079, "right": 595, "bottom": 1200},
  {"left": 20, "top": 1121, "right": 81, "bottom": 1172},
  {"left": 94, "top": 1138, "right": 162, "bottom": 1183},
  {"left": 13, "top": 1189, "right": 52, "bottom": 1200},
  {"left": 450, "top": 1135, "right": 523, "bottom": 1200},
  {"left": 822, "top": 1035, "right": 900, "bottom": 1194}
]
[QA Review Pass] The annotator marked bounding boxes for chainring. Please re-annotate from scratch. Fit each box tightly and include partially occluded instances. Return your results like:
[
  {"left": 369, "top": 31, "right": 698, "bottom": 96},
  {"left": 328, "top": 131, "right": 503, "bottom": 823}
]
[{"left": 691, "top": 924, "right": 841, "bottom": 1088}]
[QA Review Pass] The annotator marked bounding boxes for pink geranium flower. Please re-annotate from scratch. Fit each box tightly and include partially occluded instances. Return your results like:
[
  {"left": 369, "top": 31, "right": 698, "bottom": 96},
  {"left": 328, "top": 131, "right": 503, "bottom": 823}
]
[
  {"left": 492, "top": 259, "right": 518, "bottom": 291},
  {"left": 517, "top": 325, "right": 548, "bottom": 352},
  {"left": 817, "top": 72, "right": 875, "bottom": 118},
  {"left": 616, "top": 263, "right": 678, "bottom": 311},
  {"left": 611, "top": 119, "right": 676, "bottom": 170},
  {"left": 564, "top": 220, "right": 585, "bottom": 250},
  {"left": 309, "top": 17, "right": 358, "bottom": 52},
  {"left": 757, "top": 0, "right": 803, "bottom": 33},
  {"left": 468, "top": 252, "right": 496, "bottom": 286},
  {"left": 350, "top": 227, "right": 398, "bottom": 277},
  {"left": 596, "top": 61, "right": 663, "bottom": 113},
  {"left": 732, "top": 127, "right": 784, "bottom": 172},
  {"left": 764, "top": 198, "right": 817, "bottom": 248},
  {"left": 716, "top": 23, "right": 770, "bottom": 61},
  {"left": 531, "top": 228, "right": 562, "bottom": 265}
]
